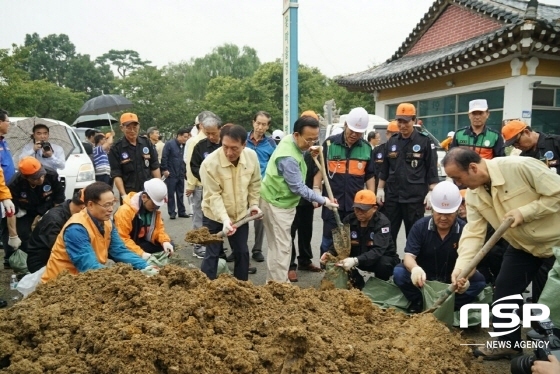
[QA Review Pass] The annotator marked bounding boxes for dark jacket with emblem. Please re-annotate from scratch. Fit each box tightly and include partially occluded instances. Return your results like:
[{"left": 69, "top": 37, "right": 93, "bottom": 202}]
[
  {"left": 319, "top": 133, "right": 376, "bottom": 212},
  {"left": 26, "top": 199, "right": 73, "bottom": 272},
  {"left": 379, "top": 129, "right": 439, "bottom": 203},
  {"left": 160, "top": 138, "right": 186, "bottom": 179},
  {"left": 373, "top": 142, "right": 387, "bottom": 192},
  {"left": 520, "top": 132, "right": 560, "bottom": 175},
  {"left": 328, "top": 210, "right": 399, "bottom": 267},
  {"left": 9, "top": 167, "right": 65, "bottom": 217},
  {"left": 190, "top": 138, "right": 221, "bottom": 182},
  {"left": 108, "top": 136, "right": 160, "bottom": 194}
]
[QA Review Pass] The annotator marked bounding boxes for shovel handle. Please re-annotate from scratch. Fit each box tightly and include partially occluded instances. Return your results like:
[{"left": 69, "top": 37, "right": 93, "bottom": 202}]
[
  {"left": 314, "top": 147, "right": 343, "bottom": 228},
  {"left": 425, "top": 217, "right": 514, "bottom": 313},
  {"left": 216, "top": 212, "right": 264, "bottom": 238}
]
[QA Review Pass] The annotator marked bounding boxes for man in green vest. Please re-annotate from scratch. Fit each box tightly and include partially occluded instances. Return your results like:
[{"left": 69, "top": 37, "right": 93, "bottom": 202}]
[{"left": 261, "top": 115, "right": 338, "bottom": 283}]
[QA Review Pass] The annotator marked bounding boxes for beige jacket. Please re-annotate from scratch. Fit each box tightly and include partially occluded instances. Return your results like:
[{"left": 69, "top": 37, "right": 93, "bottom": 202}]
[
  {"left": 456, "top": 156, "right": 560, "bottom": 270},
  {"left": 185, "top": 132, "right": 206, "bottom": 190},
  {"left": 200, "top": 147, "right": 261, "bottom": 223}
]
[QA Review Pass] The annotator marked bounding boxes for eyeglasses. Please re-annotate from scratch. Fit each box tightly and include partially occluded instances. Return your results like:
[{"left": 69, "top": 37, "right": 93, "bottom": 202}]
[
  {"left": 303, "top": 137, "right": 320, "bottom": 145},
  {"left": 512, "top": 133, "right": 523, "bottom": 146},
  {"left": 94, "top": 200, "right": 117, "bottom": 210}
]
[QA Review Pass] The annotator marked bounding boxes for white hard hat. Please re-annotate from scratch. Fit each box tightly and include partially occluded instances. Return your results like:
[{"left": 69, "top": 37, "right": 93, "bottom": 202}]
[
  {"left": 430, "top": 181, "right": 462, "bottom": 214},
  {"left": 331, "top": 127, "right": 344, "bottom": 136},
  {"left": 272, "top": 129, "right": 285, "bottom": 140},
  {"left": 345, "top": 107, "right": 369, "bottom": 133},
  {"left": 144, "top": 178, "right": 168, "bottom": 206},
  {"left": 447, "top": 131, "right": 455, "bottom": 138}
]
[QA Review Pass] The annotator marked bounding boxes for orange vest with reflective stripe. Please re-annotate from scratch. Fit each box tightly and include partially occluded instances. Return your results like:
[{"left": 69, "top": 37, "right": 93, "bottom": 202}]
[{"left": 42, "top": 209, "right": 112, "bottom": 283}]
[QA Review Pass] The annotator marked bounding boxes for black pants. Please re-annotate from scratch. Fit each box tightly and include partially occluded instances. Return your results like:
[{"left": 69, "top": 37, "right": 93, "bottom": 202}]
[
  {"left": 290, "top": 205, "right": 314, "bottom": 270},
  {"left": 95, "top": 174, "right": 111, "bottom": 184},
  {"left": 383, "top": 200, "right": 425, "bottom": 245},
  {"left": 165, "top": 177, "right": 186, "bottom": 216},
  {"left": 350, "top": 255, "right": 400, "bottom": 290},
  {"left": 201, "top": 215, "right": 249, "bottom": 281},
  {"left": 493, "top": 246, "right": 555, "bottom": 346},
  {"left": 2, "top": 214, "right": 35, "bottom": 266}
]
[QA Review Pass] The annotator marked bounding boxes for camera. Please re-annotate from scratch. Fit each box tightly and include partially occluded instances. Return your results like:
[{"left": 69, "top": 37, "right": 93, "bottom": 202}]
[
  {"left": 511, "top": 318, "right": 560, "bottom": 374},
  {"left": 40, "top": 141, "right": 51, "bottom": 152}
]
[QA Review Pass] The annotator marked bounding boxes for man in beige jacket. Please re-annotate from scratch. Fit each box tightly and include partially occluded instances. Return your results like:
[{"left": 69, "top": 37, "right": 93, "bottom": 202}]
[
  {"left": 199, "top": 124, "right": 261, "bottom": 281},
  {"left": 443, "top": 147, "right": 560, "bottom": 360}
]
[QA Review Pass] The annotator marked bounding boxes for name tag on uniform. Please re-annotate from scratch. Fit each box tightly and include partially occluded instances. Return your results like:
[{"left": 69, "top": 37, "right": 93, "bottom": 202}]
[{"left": 388, "top": 152, "right": 398, "bottom": 158}]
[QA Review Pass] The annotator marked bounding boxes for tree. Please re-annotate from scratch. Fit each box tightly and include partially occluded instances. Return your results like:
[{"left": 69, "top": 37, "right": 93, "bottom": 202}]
[
  {"left": 96, "top": 49, "right": 151, "bottom": 78},
  {"left": 23, "top": 33, "right": 76, "bottom": 86},
  {"left": 203, "top": 76, "right": 281, "bottom": 129},
  {"left": 65, "top": 54, "right": 114, "bottom": 98}
]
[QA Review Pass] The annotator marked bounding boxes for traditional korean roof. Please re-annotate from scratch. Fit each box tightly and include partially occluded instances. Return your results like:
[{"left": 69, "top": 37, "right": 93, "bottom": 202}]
[{"left": 336, "top": 0, "right": 560, "bottom": 92}]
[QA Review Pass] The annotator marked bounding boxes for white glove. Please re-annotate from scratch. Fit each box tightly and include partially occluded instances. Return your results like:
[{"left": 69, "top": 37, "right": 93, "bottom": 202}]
[
  {"left": 377, "top": 188, "right": 385, "bottom": 204},
  {"left": 141, "top": 252, "right": 152, "bottom": 260},
  {"left": 141, "top": 265, "right": 159, "bottom": 277},
  {"left": 247, "top": 205, "right": 262, "bottom": 216},
  {"left": 338, "top": 257, "right": 358, "bottom": 271},
  {"left": 424, "top": 191, "right": 432, "bottom": 210},
  {"left": 1, "top": 199, "right": 15, "bottom": 217},
  {"left": 411, "top": 266, "right": 426, "bottom": 287},
  {"left": 8, "top": 235, "right": 22, "bottom": 250},
  {"left": 323, "top": 197, "right": 339, "bottom": 210},
  {"left": 162, "top": 242, "right": 174, "bottom": 255},
  {"left": 456, "top": 279, "right": 470, "bottom": 294},
  {"left": 15, "top": 208, "right": 26, "bottom": 218},
  {"left": 223, "top": 219, "right": 236, "bottom": 236}
]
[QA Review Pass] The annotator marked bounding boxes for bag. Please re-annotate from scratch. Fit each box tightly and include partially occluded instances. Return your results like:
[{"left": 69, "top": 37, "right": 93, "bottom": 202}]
[
  {"left": 16, "top": 266, "right": 46, "bottom": 297},
  {"left": 217, "top": 258, "right": 231, "bottom": 275},
  {"left": 9, "top": 249, "right": 29, "bottom": 275},
  {"left": 321, "top": 263, "right": 349, "bottom": 289},
  {"left": 147, "top": 252, "right": 169, "bottom": 267}
]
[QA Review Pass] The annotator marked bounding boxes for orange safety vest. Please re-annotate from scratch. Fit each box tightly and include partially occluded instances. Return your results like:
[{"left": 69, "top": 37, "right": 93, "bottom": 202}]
[{"left": 42, "top": 209, "right": 112, "bottom": 283}]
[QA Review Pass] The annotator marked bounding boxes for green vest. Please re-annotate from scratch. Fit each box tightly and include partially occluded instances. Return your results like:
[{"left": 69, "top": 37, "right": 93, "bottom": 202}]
[{"left": 261, "top": 136, "right": 307, "bottom": 209}]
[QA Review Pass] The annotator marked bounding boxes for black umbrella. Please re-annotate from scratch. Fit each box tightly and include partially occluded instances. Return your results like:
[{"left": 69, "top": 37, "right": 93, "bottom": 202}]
[
  {"left": 72, "top": 114, "right": 118, "bottom": 128},
  {"left": 78, "top": 94, "right": 133, "bottom": 131}
]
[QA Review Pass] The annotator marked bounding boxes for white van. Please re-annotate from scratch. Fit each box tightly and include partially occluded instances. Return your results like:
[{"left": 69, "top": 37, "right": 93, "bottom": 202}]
[{"left": 7, "top": 117, "right": 95, "bottom": 199}]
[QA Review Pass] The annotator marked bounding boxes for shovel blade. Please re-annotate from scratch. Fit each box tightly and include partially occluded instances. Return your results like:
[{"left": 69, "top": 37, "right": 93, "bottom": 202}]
[{"left": 332, "top": 224, "right": 351, "bottom": 259}]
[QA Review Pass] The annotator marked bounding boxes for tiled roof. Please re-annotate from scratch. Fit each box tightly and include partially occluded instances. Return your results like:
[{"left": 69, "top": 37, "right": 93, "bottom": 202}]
[{"left": 336, "top": 0, "right": 560, "bottom": 91}]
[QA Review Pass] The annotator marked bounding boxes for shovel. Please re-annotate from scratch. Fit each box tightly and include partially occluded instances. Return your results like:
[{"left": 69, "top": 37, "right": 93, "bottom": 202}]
[
  {"left": 184, "top": 212, "right": 264, "bottom": 245},
  {"left": 422, "top": 216, "right": 514, "bottom": 314},
  {"left": 313, "top": 147, "right": 351, "bottom": 259}
]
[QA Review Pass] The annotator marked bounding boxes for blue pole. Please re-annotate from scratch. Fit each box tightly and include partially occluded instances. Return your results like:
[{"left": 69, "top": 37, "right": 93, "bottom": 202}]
[{"left": 289, "top": 1, "right": 298, "bottom": 133}]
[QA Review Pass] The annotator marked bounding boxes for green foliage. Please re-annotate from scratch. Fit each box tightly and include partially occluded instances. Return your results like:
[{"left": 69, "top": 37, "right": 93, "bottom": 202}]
[{"left": 96, "top": 49, "right": 151, "bottom": 78}]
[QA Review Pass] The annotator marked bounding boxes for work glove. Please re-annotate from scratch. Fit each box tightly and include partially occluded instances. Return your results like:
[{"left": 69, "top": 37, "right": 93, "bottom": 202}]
[
  {"left": 377, "top": 188, "right": 385, "bottom": 204},
  {"left": 338, "top": 257, "right": 358, "bottom": 271},
  {"left": 323, "top": 197, "right": 339, "bottom": 211},
  {"left": 223, "top": 219, "right": 236, "bottom": 236},
  {"left": 424, "top": 191, "right": 432, "bottom": 210},
  {"left": 162, "top": 242, "right": 174, "bottom": 255},
  {"left": 247, "top": 205, "right": 262, "bottom": 217},
  {"left": 15, "top": 208, "right": 26, "bottom": 218},
  {"left": 8, "top": 236, "right": 22, "bottom": 250},
  {"left": 141, "top": 252, "right": 152, "bottom": 260},
  {"left": 456, "top": 279, "right": 470, "bottom": 294},
  {"left": 141, "top": 265, "right": 159, "bottom": 277},
  {"left": 411, "top": 266, "right": 426, "bottom": 288},
  {"left": 1, "top": 199, "right": 15, "bottom": 217}
]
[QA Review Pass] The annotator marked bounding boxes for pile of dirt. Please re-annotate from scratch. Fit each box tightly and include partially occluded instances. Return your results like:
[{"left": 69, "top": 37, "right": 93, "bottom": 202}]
[
  {"left": 185, "top": 227, "right": 223, "bottom": 245},
  {"left": 0, "top": 265, "right": 486, "bottom": 373}
]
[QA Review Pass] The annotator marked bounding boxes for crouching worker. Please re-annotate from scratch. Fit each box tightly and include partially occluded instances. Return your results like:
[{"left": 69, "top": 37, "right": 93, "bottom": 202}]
[
  {"left": 113, "top": 178, "right": 174, "bottom": 260},
  {"left": 26, "top": 190, "right": 86, "bottom": 273},
  {"left": 321, "top": 190, "right": 400, "bottom": 290},
  {"left": 393, "top": 181, "right": 486, "bottom": 313},
  {"left": 41, "top": 182, "right": 151, "bottom": 283}
]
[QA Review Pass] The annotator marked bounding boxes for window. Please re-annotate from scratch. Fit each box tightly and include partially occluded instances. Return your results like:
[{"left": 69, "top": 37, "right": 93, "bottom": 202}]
[
  {"left": 532, "top": 88, "right": 560, "bottom": 134},
  {"left": 386, "top": 88, "right": 505, "bottom": 139},
  {"left": 532, "top": 89, "right": 555, "bottom": 107}
]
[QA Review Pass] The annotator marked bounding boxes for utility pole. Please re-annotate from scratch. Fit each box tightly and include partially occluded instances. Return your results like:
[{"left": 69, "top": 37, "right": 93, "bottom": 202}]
[{"left": 282, "top": 0, "right": 298, "bottom": 134}]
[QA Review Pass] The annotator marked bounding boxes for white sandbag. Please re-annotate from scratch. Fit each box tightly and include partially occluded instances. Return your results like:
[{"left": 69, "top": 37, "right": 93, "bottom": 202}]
[{"left": 16, "top": 266, "right": 46, "bottom": 297}]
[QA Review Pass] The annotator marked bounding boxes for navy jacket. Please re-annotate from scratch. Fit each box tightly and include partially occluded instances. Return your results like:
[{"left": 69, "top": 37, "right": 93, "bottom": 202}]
[{"left": 161, "top": 139, "right": 186, "bottom": 179}]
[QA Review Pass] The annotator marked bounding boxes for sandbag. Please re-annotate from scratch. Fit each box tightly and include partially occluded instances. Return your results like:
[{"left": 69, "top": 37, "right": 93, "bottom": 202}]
[
  {"left": 321, "top": 263, "right": 349, "bottom": 289},
  {"left": 16, "top": 266, "right": 46, "bottom": 297},
  {"left": 537, "top": 246, "right": 560, "bottom": 327},
  {"left": 9, "top": 249, "right": 29, "bottom": 275},
  {"left": 147, "top": 252, "right": 170, "bottom": 267},
  {"left": 217, "top": 258, "right": 231, "bottom": 276}
]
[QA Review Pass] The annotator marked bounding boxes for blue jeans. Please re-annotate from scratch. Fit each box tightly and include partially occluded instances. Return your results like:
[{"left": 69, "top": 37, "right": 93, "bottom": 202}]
[{"left": 392, "top": 263, "right": 486, "bottom": 310}]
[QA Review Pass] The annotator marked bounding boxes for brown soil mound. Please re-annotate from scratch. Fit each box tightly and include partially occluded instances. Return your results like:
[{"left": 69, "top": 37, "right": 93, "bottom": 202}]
[
  {"left": 185, "top": 227, "right": 223, "bottom": 245},
  {"left": 0, "top": 265, "right": 485, "bottom": 373}
]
